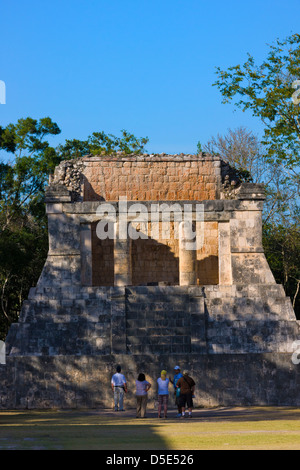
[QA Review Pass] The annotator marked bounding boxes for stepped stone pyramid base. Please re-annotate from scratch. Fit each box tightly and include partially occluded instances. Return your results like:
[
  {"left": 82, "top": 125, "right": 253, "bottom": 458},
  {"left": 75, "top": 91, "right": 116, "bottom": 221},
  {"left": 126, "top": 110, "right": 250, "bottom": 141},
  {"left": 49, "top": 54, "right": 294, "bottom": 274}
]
[
  {"left": 0, "top": 284, "right": 299, "bottom": 409},
  {"left": 1, "top": 154, "right": 300, "bottom": 409}
]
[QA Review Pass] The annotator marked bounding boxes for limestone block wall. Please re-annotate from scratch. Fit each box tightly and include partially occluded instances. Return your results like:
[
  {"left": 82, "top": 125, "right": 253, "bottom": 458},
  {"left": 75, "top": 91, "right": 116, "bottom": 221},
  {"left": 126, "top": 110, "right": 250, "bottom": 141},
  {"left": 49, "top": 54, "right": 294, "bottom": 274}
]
[
  {"left": 91, "top": 219, "right": 219, "bottom": 287},
  {"left": 197, "top": 221, "right": 218, "bottom": 284},
  {"left": 91, "top": 225, "right": 114, "bottom": 286},
  {"left": 81, "top": 155, "right": 222, "bottom": 202},
  {"left": 1, "top": 353, "right": 300, "bottom": 409},
  {"left": 131, "top": 222, "right": 180, "bottom": 286}
]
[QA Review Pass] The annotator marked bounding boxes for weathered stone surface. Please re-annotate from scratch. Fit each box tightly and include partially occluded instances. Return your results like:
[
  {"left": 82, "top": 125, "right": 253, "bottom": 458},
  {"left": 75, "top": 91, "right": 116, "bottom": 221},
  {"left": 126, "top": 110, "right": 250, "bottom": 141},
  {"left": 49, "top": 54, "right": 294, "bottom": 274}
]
[
  {"left": 1, "top": 353, "right": 300, "bottom": 409},
  {"left": 4, "top": 285, "right": 300, "bottom": 391},
  {"left": 1, "top": 153, "right": 300, "bottom": 409}
]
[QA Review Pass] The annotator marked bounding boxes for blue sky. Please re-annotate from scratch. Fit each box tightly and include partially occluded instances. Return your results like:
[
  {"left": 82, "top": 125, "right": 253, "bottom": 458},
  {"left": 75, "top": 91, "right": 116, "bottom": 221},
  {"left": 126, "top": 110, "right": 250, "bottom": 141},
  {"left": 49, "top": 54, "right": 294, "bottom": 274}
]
[{"left": 0, "top": 0, "right": 300, "bottom": 156}]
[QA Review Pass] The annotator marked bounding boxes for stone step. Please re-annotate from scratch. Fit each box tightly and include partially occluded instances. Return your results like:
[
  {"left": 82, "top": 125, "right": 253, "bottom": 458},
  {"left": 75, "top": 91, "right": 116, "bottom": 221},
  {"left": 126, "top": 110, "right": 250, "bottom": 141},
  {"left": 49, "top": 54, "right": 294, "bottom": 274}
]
[
  {"left": 126, "top": 308, "right": 189, "bottom": 320},
  {"left": 202, "top": 284, "right": 286, "bottom": 299},
  {"left": 6, "top": 322, "right": 111, "bottom": 356},
  {"left": 126, "top": 334, "right": 191, "bottom": 345},
  {"left": 126, "top": 325, "right": 191, "bottom": 336},
  {"left": 205, "top": 296, "right": 295, "bottom": 321},
  {"left": 19, "top": 296, "right": 295, "bottom": 325},
  {"left": 126, "top": 343, "right": 191, "bottom": 355},
  {"left": 206, "top": 319, "right": 300, "bottom": 354},
  {"left": 31, "top": 284, "right": 286, "bottom": 296},
  {"left": 41, "top": 286, "right": 113, "bottom": 295},
  {"left": 126, "top": 317, "right": 191, "bottom": 329}
]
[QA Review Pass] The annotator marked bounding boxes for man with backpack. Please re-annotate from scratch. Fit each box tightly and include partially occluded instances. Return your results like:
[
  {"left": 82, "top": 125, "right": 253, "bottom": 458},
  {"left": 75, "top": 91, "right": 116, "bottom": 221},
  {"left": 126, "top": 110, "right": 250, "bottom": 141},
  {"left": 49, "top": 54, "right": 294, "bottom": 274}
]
[
  {"left": 169, "top": 366, "right": 183, "bottom": 418},
  {"left": 175, "top": 370, "right": 196, "bottom": 418}
]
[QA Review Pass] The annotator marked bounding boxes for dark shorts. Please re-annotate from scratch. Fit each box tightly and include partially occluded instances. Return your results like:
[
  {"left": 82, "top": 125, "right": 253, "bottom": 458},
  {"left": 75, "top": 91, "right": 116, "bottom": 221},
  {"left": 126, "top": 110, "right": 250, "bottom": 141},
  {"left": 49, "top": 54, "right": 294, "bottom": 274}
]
[{"left": 179, "top": 392, "right": 193, "bottom": 409}]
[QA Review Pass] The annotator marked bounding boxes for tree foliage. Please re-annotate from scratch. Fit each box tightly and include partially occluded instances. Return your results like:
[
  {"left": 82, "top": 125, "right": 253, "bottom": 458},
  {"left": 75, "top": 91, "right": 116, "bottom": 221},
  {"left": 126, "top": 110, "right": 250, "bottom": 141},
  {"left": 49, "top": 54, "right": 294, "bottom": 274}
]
[
  {"left": 263, "top": 219, "right": 300, "bottom": 318},
  {"left": 212, "top": 33, "right": 300, "bottom": 317},
  {"left": 57, "top": 129, "right": 148, "bottom": 160},
  {"left": 203, "top": 125, "right": 300, "bottom": 318},
  {"left": 203, "top": 126, "right": 264, "bottom": 182},
  {"left": 0, "top": 117, "right": 61, "bottom": 339},
  {"left": 213, "top": 33, "right": 300, "bottom": 186},
  {"left": 0, "top": 119, "right": 148, "bottom": 339}
]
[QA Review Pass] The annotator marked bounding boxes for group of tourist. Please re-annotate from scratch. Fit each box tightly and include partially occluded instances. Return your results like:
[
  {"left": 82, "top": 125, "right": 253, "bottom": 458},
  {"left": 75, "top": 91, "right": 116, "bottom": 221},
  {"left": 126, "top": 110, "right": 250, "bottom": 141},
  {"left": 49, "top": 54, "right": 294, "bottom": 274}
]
[{"left": 111, "top": 365, "right": 196, "bottom": 419}]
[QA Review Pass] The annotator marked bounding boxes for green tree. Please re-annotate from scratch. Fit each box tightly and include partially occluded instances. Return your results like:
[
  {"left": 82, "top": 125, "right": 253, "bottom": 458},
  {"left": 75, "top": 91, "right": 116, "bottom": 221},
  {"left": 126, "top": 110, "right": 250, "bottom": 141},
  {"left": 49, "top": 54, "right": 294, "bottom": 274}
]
[
  {"left": 57, "top": 129, "right": 149, "bottom": 159},
  {"left": 213, "top": 33, "right": 300, "bottom": 186},
  {"left": 263, "top": 218, "right": 300, "bottom": 318},
  {"left": 0, "top": 117, "right": 61, "bottom": 338},
  {"left": 202, "top": 126, "right": 300, "bottom": 317},
  {"left": 0, "top": 117, "right": 61, "bottom": 231},
  {"left": 203, "top": 126, "right": 262, "bottom": 182},
  {"left": 202, "top": 126, "right": 298, "bottom": 224},
  {"left": 0, "top": 120, "right": 149, "bottom": 338},
  {"left": 212, "top": 33, "right": 300, "bottom": 317}
]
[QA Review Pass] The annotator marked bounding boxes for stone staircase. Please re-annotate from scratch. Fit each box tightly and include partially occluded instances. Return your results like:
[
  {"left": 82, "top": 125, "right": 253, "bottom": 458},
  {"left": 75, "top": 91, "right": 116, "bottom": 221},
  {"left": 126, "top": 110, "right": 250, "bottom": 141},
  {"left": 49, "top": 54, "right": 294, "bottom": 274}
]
[
  {"left": 203, "top": 284, "right": 299, "bottom": 354},
  {"left": 5, "top": 284, "right": 299, "bottom": 358},
  {"left": 125, "top": 287, "right": 192, "bottom": 355},
  {"left": 3, "top": 283, "right": 300, "bottom": 409}
]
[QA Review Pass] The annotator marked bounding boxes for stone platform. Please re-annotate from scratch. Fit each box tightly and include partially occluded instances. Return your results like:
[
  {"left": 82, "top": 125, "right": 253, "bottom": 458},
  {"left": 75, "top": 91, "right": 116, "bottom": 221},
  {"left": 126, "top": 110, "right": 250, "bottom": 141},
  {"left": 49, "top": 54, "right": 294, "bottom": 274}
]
[
  {"left": 0, "top": 284, "right": 299, "bottom": 409},
  {"left": 1, "top": 153, "right": 300, "bottom": 409}
]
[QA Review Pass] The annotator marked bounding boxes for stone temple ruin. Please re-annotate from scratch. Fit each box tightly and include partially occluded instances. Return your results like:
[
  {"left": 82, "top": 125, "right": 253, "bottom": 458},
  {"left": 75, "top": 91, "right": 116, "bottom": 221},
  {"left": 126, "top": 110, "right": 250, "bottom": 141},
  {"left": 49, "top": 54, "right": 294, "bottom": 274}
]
[{"left": 1, "top": 153, "right": 300, "bottom": 408}]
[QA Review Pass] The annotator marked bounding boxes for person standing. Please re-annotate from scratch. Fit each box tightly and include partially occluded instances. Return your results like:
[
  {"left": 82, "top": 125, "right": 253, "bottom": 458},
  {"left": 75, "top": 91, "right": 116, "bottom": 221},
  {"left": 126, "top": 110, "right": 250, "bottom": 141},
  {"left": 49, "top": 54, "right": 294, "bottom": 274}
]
[
  {"left": 157, "top": 370, "right": 169, "bottom": 418},
  {"left": 111, "top": 365, "right": 127, "bottom": 411},
  {"left": 170, "top": 366, "right": 183, "bottom": 418},
  {"left": 176, "top": 370, "right": 195, "bottom": 418},
  {"left": 135, "top": 373, "right": 151, "bottom": 418}
]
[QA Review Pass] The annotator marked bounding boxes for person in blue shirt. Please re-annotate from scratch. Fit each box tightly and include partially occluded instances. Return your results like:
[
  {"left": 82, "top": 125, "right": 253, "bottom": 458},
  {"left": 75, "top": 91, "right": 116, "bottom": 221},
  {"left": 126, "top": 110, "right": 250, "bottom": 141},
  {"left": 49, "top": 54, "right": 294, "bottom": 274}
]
[{"left": 170, "top": 366, "right": 183, "bottom": 417}]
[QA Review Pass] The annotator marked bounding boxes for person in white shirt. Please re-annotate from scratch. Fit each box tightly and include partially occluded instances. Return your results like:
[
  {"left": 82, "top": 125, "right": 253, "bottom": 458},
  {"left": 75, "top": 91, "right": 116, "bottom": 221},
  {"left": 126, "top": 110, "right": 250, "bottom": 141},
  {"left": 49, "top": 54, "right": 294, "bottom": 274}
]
[
  {"left": 157, "top": 370, "right": 169, "bottom": 418},
  {"left": 111, "top": 365, "right": 127, "bottom": 411}
]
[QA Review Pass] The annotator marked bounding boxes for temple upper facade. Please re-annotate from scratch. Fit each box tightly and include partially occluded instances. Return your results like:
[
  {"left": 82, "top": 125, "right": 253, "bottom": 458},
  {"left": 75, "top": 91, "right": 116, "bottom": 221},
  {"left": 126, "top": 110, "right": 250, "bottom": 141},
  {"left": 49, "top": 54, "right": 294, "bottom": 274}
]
[{"left": 43, "top": 153, "right": 274, "bottom": 290}]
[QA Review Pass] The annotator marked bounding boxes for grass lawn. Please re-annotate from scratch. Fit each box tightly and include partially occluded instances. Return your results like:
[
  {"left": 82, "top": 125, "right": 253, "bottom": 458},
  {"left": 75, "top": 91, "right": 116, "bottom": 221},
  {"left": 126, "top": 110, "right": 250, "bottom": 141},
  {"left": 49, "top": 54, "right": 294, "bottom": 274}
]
[{"left": 0, "top": 407, "right": 300, "bottom": 450}]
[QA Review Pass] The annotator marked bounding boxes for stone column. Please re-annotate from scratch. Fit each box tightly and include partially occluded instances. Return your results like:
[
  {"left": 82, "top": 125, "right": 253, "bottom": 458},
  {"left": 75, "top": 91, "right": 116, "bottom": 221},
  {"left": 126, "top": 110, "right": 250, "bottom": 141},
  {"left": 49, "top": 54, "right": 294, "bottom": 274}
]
[
  {"left": 114, "top": 221, "right": 132, "bottom": 286},
  {"left": 218, "top": 221, "right": 232, "bottom": 285},
  {"left": 230, "top": 184, "right": 276, "bottom": 284},
  {"left": 80, "top": 223, "right": 92, "bottom": 286},
  {"left": 37, "top": 195, "right": 82, "bottom": 289},
  {"left": 179, "top": 221, "right": 197, "bottom": 286}
]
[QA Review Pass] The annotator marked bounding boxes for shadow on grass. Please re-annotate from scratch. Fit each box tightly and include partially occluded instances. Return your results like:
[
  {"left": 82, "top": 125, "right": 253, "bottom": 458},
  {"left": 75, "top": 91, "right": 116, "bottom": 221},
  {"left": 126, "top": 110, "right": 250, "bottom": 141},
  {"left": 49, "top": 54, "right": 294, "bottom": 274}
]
[
  {"left": 0, "top": 410, "right": 170, "bottom": 450},
  {"left": 1, "top": 407, "right": 300, "bottom": 450}
]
